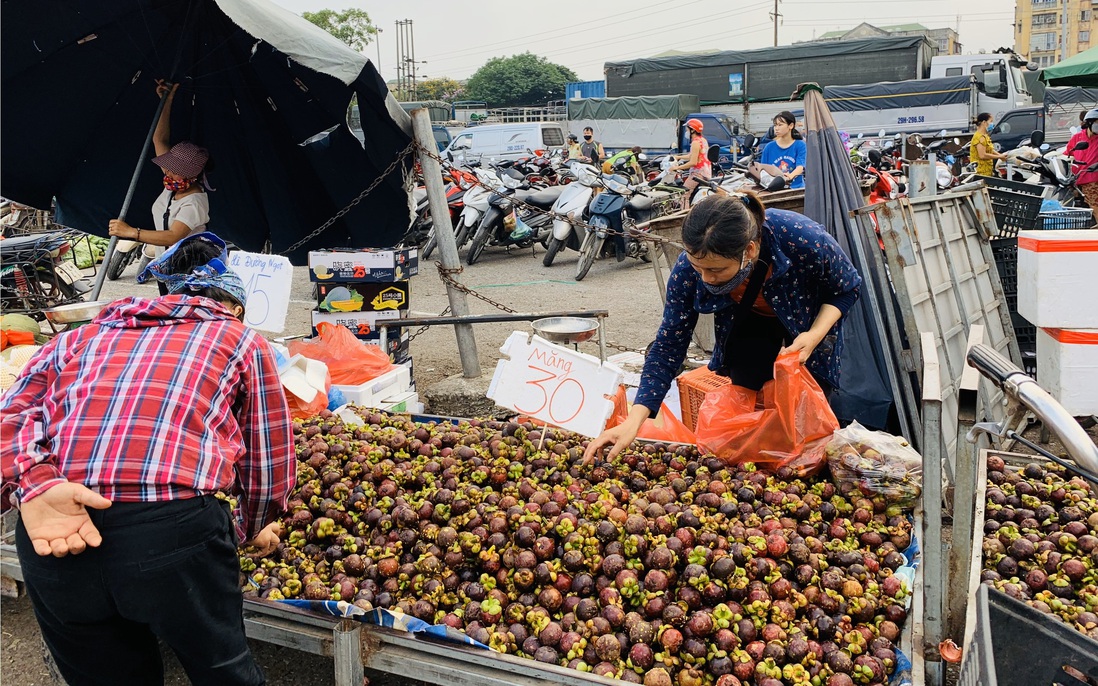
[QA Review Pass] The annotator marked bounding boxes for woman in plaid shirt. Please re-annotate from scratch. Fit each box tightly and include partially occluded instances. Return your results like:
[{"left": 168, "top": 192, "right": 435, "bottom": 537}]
[{"left": 1, "top": 232, "right": 295, "bottom": 686}]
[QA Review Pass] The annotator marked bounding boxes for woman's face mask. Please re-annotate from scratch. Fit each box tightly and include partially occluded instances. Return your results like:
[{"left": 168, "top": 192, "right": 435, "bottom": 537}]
[
  {"left": 700, "top": 251, "right": 753, "bottom": 295},
  {"left": 163, "top": 175, "right": 193, "bottom": 192},
  {"left": 1091, "top": 122, "right": 1098, "bottom": 135}
]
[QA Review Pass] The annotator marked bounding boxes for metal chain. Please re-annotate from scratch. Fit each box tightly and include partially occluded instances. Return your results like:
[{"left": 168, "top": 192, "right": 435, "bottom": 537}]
[
  {"left": 278, "top": 143, "right": 418, "bottom": 256},
  {"left": 434, "top": 261, "right": 517, "bottom": 313},
  {"left": 604, "top": 340, "right": 647, "bottom": 356},
  {"left": 414, "top": 143, "right": 687, "bottom": 249},
  {"left": 406, "top": 305, "right": 450, "bottom": 342}
]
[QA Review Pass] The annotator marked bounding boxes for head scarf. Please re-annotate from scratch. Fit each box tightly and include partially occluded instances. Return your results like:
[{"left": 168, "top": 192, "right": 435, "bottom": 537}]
[{"left": 137, "top": 232, "right": 247, "bottom": 307}]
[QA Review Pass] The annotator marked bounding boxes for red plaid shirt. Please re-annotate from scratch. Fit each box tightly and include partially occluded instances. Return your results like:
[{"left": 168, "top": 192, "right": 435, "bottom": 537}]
[{"left": 1, "top": 296, "right": 295, "bottom": 540}]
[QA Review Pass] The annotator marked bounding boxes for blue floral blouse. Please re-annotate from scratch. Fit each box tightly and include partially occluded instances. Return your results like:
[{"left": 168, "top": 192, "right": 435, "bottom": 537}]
[{"left": 635, "top": 209, "right": 861, "bottom": 416}]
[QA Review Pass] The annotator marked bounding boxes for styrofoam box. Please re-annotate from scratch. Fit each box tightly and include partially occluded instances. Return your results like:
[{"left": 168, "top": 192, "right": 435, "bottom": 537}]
[
  {"left": 380, "top": 391, "right": 419, "bottom": 413},
  {"left": 335, "top": 362, "right": 412, "bottom": 408},
  {"left": 1017, "top": 229, "right": 1098, "bottom": 328},
  {"left": 1036, "top": 327, "right": 1098, "bottom": 416}
]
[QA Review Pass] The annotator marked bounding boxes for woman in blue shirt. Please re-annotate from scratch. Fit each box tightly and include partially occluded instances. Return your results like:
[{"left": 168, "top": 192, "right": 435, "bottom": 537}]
[
  {"left": 585, "top": 193, "right": 860, "bottom": 460},
  {"left": 759, "top": 111, "right": 807, "bottom": 190}
]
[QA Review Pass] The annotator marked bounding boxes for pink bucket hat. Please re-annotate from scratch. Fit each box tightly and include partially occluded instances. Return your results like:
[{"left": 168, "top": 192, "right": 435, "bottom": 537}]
[{"left": 152, "top": 141, "right": 209, "bottom": 179}]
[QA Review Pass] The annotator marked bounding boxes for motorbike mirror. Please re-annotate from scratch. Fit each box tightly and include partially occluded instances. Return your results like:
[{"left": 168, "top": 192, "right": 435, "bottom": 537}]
[
  {"left": 877, "top": 129, "right": 886, "bottom": 138},
  {"left": 1040, "top": 143, "right": 1051, "bottom": 151},
  {"left": 1074, "top": 140, "right": 1090, "bottom": 151},
  {"left": 446, "top": 151, "right": 454, "bottom": 162},
  {"left": 953, "top": 137, "right": 960, "bottom": 145},
  {"left": 857, "top": 133, "right": 865, "bottom": 139},
  {"left": 1030, "top": 129, "right": 1045, "bottom": 148},
  {"left": 743, "top": 134, "right": 757, "bottom": 149}
]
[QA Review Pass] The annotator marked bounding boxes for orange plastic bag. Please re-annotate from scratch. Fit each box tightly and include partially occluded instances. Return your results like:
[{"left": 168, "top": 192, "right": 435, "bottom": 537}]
[
  {"left": 693, "top": 353, "right": 837, "bottom": 476},
  {"left": 607, "top": 385, "right": 696, "bottom": 444},
  {"left": 288, "top": 322, "right": 394, "bottom": 386}
]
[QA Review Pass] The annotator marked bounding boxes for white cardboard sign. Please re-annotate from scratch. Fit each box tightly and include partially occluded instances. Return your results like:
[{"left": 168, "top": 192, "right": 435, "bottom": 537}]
[
  {"left": 487, "top": 331, "right": 623, "bottom": 438},
  {"left": 227, "top": 251, "right": 292, "bottom": 333}
]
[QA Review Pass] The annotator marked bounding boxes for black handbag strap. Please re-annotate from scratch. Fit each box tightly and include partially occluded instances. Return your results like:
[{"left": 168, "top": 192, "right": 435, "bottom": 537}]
[{"left": 161, "top": 191, "right": 176, "bottom": 232}]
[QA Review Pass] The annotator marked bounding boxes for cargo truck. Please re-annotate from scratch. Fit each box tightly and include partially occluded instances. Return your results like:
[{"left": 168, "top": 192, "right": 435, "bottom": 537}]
[{"left": 604, "top": 36, "right": 1032, "bottom": 135}]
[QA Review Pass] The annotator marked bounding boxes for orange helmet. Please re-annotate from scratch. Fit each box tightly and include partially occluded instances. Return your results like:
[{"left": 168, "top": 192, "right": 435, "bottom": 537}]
[{"left": 685, "top": 118, "right": 704, "bottom": 134}]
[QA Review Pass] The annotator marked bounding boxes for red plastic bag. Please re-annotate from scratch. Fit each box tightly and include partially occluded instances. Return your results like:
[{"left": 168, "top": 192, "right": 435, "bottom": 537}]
[
  {"left": 288, "top": 322, "right": 394, "bottom": 386},
  {"left": 694, "top": 353, "right": 838, "bottom": 477},
  {"left": 607, "top": 386, "right": 696, "bottom": 444},
  {"left": 284, "top": 370, "right": 331, "bottom": 420}
]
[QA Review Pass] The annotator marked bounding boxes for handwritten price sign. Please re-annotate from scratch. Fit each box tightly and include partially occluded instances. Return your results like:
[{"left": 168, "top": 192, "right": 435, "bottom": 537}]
[
  {"left": 227, "top": 251, "right": 293, "bottom": 333},
  {"left": 487, "top": 332, "right": 623, "bottom": 438}
]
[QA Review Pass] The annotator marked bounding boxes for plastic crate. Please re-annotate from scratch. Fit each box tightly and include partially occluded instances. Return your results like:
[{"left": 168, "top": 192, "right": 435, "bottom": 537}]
[
  {"left": 990, "top": 239, "right": 1018, "bottom": 309},
  {"left": 1040, "top": 208, "right": 1095, "bottom": 230},
  {"left": 676, "top": 365, "right": 730, "bottom": 431},
  {"left": 982, "top": 176, "right": 1046, "bottom": 197},
  {"left": 986, "top": 186, "right": 1045, "bottom": 238},
  {"left": 958, "top": 585, "right": 1098, "bottom": 686}
]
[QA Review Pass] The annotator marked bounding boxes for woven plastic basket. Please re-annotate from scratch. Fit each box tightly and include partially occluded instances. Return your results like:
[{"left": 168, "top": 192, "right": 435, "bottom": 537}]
[{"left": 676, "top": 366, "right": 730, "bottom": 431}]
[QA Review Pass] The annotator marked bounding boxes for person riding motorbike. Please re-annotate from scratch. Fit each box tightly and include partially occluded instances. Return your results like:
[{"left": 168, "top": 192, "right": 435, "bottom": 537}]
[
  {"left": 602, "top": 146, "right": 645, "bottom": 181},
  {"left": 1067, "top": 108, "right": 1098, "bottom": 219},
  {"left": 669, "top": 118, "right": 711, "bottom": 207}
]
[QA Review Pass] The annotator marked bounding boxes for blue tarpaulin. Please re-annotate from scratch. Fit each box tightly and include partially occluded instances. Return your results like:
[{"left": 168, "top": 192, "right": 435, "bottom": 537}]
[{"left": 278, "top": 601, "right": 491, "bottom": 650}]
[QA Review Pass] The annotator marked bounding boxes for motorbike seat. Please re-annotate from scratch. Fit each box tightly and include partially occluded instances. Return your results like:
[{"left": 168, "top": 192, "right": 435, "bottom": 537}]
[
  {"left": 518, "top": 186, "right": 565, "bottom": 209},
  {"left": 627, "top": 195, "right": 654, "bottom": 212}
]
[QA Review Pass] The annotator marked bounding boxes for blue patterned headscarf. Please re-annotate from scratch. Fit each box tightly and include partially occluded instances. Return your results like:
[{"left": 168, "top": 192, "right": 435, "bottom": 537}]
[{"left": 137, "top": 232, "right": 248, "bottom": 307}]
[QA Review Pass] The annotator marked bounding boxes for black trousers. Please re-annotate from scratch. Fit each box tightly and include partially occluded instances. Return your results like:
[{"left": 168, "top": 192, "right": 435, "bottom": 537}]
[{"left": 15, "top": 496, "right": 264, "bottom": 686}]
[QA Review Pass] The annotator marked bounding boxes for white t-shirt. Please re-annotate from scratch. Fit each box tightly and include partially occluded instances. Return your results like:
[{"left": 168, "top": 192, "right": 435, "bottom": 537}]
[{"left": 150, "top": 189, "right": 210, "bottom": 236}]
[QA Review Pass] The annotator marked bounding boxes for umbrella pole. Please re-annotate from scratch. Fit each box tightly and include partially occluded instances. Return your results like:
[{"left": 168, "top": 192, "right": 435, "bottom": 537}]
[{"left": 90, "top": 92, "right": 171, "bottom": 301}]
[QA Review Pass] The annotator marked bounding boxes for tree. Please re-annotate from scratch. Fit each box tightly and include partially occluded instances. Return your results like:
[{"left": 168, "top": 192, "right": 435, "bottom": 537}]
[
  {"left": 465, "top": 53, "right": 578, "bottom": 107},
  {"left": 416, "top": 77, "right": 465, "bottom": 102},
  {"left": 303, "top": 8, "right": 377, "bottom": 52}
]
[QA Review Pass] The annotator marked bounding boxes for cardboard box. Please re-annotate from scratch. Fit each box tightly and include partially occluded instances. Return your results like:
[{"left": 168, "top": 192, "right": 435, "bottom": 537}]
[
  {"left": 316, "top": 282, "right": 410, "bottom": 312},
  {"left": 311, "top": 309, "right": 404, "bottom": 339},
  {"left": 1036, "top": 327, "right": 1098, "bottom": 416},
  {"left": 1018, "top": 229, "right": 1098, "bottom": 328},
  {"left": 308, "top": 248, "right": 418, "bottom": 283}
]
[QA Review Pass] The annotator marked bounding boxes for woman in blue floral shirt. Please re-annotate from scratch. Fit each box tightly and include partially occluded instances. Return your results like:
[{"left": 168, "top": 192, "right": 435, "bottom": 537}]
[{"left": 586, "top": 193, "right": 861, "bottom": 460}]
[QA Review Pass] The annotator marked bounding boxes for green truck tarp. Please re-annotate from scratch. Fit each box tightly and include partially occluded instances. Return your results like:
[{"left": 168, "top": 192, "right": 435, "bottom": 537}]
[
  {"left": 1040, "top": 46, "right": 1098, "bottom": 88},
  {"left": 604, "top": 35, "right": 930, "bottom": 76},
  {"left": 567, "top": 94, "right": 700, "bottom": 121}
]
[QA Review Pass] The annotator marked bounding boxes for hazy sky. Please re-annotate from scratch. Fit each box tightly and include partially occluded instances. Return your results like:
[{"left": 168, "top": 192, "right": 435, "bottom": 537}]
[{"left": 273, "top": 0, "right": 1017, "bottom": 82}]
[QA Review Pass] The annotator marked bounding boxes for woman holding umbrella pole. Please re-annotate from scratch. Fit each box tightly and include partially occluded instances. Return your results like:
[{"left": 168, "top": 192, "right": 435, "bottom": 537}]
[
  {"left": 584, "top": 193, "right": 861, "bottom": 461},
  {"left": 108, "top": 80, "right": 212, "bottom": 293}
]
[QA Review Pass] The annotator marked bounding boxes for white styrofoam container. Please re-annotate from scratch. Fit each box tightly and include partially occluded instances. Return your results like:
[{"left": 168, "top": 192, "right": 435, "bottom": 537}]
[
  {"left": 1036, "top": 327, "right": 1098, "bottom": 416},
  {"left": 1017, "top": 229, "right": 1098, "bottom": 328},
  {"left": 380, "top": 391, "right": 419, "bottom": 413},
  {"left": 335, "top": 363, "right": 412, "bottom": 408}
]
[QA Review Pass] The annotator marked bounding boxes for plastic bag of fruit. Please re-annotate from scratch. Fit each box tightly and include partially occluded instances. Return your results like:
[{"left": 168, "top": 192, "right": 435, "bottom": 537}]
[
  {"left": 825, "top": 421, "right": 922, "bottom": 506},
  {"left": 694, "top": 353, "right": 838, "bottom": 477}
]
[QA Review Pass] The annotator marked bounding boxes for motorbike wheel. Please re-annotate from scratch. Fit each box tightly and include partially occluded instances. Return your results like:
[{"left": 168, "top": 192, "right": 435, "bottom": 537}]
[
  {"left": 105, "top": 248, "right": 136, "bottom": 281},
  {"left": 455, "top": 222, "right": 472, "bottom": 249},
  {"left": 421, "top": 231, "right": 438, "bottom": 260},
  {"left": 135, "top": 253, "right": 153, "bottom": 279},
  {"left": 575, "top": 232, "right": 599, "bottom": 281},
  {"left": 542, "top": 236, "right": 563, "bottom": 267},
  {"left": 466, "top": 226, "right": 491, "bottom": 266}
]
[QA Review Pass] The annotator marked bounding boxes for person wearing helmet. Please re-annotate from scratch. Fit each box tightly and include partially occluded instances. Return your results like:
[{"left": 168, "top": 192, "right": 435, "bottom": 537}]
[
  {"left": 579, "top": 126, "right": 606, "bottom": 165},
  {"left": 1067, "top": 108, "right": 1098, "bottom": 220},
  {"left": 970, "top": 113, "right": 1007, "bottom": 177},
  {"left": 670, "top": 118, "right": 712, "bottom": 207},
  {"left": 602, "top": 146, "right": 646, "bottom": 181}
]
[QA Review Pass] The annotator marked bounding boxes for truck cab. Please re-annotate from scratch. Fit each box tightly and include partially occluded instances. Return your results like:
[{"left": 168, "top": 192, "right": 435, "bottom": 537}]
[
  {"left": 990, "top": 106, "right": 1046, "bottom": 151},
  {"left": 929, "top": 53, "right": 1032, "bottom": 121}
]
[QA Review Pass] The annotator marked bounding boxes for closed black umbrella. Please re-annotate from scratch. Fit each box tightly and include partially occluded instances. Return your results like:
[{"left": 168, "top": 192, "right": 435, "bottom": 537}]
[
  {"left": 798, "top": 84, "right": 910, "bottom": 436},
  {"left": 1, "top": 0, "right": 413, "bottom": 269}
]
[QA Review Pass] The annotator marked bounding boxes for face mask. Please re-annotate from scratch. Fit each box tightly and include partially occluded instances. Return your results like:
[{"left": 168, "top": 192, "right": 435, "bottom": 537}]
[
  {"left": 163, "top": 175, "right": 192, "bottom": 192},
  {"left": 1091, "top": 122, "right": 1098, "bottom": 135},
  {"left": 584, "top": 135, "right": 592, "bottom": 141},
  {"left": 986, "top": 123, "right": 994, "bottom": 133},
  {"left": 701, "top": 252, "right": 753, "bottom": 295}
]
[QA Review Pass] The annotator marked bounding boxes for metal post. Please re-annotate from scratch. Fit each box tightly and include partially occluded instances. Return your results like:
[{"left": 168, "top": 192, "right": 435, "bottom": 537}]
[
  {"left": 919, "top": 331, "right": 944, "bottom": 686},
  {"left": 1062, "top": 0, "right": 1070, "bottom": 63},
  {"left": 91, "top": 92, "right": 171, "bottom": 301},
  {"left": 946, "top": 326, "right": 983, "bottom": 642},
  {"left": 410, "top": 108, "right": 481, "bottom": 378},
  {"left": 333, "top": 620, "right": 364, "bottom": 686},
  {"left": 909, "top": 160, "right": 936, "bottom": 199}
]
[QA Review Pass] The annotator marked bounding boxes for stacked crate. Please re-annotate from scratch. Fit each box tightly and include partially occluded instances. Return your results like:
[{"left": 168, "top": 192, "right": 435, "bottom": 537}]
[{"left": 308, "top": 248, "right": 421, "bottom": 412}]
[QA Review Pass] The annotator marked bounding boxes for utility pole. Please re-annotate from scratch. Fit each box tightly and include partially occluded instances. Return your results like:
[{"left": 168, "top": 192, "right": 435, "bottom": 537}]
[
  {"left": 1061, "top": 0, "right": 1070, "bottom": 62},
  {"left": 394, "top": 19, "right": 414, "bottom": 100},
  {"left": 770, "top": 0, "right": 782, "bottom": 47}
]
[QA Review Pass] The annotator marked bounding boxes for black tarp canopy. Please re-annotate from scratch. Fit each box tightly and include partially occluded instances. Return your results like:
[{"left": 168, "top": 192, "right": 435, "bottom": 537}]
[{"left": 1, "top": 0, "right": 414, "bottom": 263}]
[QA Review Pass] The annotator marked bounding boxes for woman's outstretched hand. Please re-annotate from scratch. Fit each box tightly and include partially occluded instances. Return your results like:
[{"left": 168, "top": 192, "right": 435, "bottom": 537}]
[
  {"left": 155, "top": 79, "right": 179, "bottom": 99},
  {"left": 582, "top": 404, "right": 651, "bottom": 464}
]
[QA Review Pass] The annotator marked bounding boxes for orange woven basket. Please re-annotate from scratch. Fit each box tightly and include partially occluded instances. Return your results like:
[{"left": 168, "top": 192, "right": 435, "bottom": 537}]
[{"left": 676, "top": 366, "right": 731, "bottom": 431}]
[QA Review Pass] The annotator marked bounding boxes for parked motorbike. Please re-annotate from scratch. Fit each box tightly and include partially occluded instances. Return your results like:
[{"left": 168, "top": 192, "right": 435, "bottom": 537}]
[
  {"left": 467, "top": 164, "right": 564, "bottom": 265},
  {"left": 543, "top": 161, "right": 601, "bottom": 267},
  {"left": 574, "top": 173, "right": 655, "bottom": 281},
  {"left": 1, "top": 229, "right": 91, "bottom": 319},
  {"left": 419, "top": 164, "right": 477, "bottom": 259}
]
